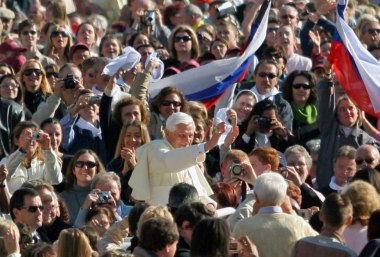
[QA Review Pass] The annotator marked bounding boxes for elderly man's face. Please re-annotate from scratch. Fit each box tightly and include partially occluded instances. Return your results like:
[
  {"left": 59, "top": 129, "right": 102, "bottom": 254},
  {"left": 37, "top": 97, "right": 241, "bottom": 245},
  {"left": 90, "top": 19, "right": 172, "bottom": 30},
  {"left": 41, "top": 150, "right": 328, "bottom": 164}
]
[
  {"left": 165, "top": 123, "right": 195, "bottom": 148},
  {"left": 96, "top": 179, "right": 121, "bottom": 204},
  {"left": 355, "top": 146, "right": 380, "bottom": 171}
]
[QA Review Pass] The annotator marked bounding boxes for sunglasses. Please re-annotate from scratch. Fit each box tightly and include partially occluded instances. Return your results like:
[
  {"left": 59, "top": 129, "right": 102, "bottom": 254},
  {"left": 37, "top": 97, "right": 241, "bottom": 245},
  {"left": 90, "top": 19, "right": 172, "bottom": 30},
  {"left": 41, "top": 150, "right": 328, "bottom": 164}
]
[
  {"left": 355, "top": 158, "right": 375, "bottom": 165},
  {"left": 0, "top": 83, "right": 19, "bottom": 89},
  {"left": 281, "top": 14, "right": 296, "bottom": 19},
  {"left": 367, "top": 29, "right": 380, "bottom": 35},
  {"left": 161, "top": 100, "right": 182, "bottom": 107},
  {"left": 51, "top": 30, "right": 69, "bottom": 38},
  {"left": 292, "top": 83, "right": 312, "bottom": 89},
  {"left": 46, "top": 72, "right": 59, "bottom": 78},
  {"left": 23, "top": 205, "right": 44, "bottom": 213},
  {"left": 24, "top": 68, "right": 43, "bottom": 76},
  {"left": 75, "top": 161, "right": 97, "bottom": 168},
  {"left": 257, "top": 72, "right": 277, "bottom": 79},
  {"left": 174, "top": 36, "right": 192, "bottom": 43},
  {"left": 21, "top": 30, "right": 37, "bottom": 36}
]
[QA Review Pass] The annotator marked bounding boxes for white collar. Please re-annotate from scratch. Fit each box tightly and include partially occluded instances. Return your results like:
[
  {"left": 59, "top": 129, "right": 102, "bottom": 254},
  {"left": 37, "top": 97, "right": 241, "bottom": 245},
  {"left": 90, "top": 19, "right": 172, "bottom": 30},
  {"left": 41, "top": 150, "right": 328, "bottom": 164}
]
[
  {"left": 329, "top": 176, "right": 346, "bottom": 192},
  {"left": 251, "top": 86, "right": 279, "bottom": 102},
  {"left": 76, "top": 117, "right": 102, "bottom": 139}
]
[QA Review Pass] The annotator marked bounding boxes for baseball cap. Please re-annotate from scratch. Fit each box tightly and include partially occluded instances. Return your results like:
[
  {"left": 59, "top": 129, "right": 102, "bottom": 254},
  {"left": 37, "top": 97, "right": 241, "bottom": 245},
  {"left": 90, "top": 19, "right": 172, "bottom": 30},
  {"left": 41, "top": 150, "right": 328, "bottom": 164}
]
[
  {"left": 0, "top": 40, "right": 27, "bottom": 53},
  {"left": 69, "top": 43, "right": 90, "bottom": 59}
]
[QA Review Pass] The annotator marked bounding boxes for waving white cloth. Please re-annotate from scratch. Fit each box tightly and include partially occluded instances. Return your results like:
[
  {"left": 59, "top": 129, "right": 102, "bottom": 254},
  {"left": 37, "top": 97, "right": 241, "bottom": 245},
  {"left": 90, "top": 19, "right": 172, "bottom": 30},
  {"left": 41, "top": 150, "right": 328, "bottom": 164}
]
[{"left": 102, "top": 47, "right": 141, "bottom": 76}]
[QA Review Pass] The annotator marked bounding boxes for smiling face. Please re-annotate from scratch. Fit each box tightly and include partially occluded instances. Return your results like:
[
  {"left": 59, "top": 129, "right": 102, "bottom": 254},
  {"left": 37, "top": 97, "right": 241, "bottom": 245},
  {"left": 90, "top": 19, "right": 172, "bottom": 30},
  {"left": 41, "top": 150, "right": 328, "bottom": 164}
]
[
  {"left": 337, "top": 99, "right": 358, "bottom": 127},
  {"left": 42, "top": 123, "right": 62, "bottom": 151},
  {"left": 158, "top": 93, "right": 182, "bottom": 120},
  {"left": 22, "top": 62, "right": 43, "bottom": 93},
  {"left": 234, "top": 94, "right": 255, "bottom": 123},
  {"left": 78, "top": 93, "right": 99, "bottom": 122},
  {"left": 165, "top": 123, "right": 195, "bottom": 148},
  {"left": 15, "top": 127, "right": 39, "bottom": 155},
  {"left": 286, "top": 152, "right": 309, "bottom": 183},
  {"left": 123, "top": 125, "right": 143, "bottom": 149},
  {"left": 20, "top": 24, "right": 39, "bottom": 48},
  {"left": 292, "top": 75, "right": 311, "bottom": 106},
  {"left": 74, "top": 153, "right": 98, "bottom": 187},
  {"left": 0, "top": 77, "right": 19, "bottom": 100},
  {"left": 38, "top": 187, "right": 58, "bottom": 225},
  {"left": 276, "top": 25, "right": 296, "bottom": 52},
  {"left": 101, "top": 38, "right": 121, "bottom": 59}
]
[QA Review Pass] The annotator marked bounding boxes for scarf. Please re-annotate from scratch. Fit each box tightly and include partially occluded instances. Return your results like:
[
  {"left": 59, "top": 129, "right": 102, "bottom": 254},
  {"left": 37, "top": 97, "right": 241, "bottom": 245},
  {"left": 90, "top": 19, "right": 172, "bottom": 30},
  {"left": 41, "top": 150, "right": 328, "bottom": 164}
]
[{"left": 291, "top": 102, "right": 318, "bottom": 125}]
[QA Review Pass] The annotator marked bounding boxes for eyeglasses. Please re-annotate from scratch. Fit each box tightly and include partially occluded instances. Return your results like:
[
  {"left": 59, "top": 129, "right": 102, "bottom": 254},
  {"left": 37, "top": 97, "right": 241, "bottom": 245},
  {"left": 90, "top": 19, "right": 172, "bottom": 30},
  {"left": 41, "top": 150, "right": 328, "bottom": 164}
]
[
  {"left": 267, "top": 27, "right": 279, "bottom": 33},
  {"left": 23, "top": 205, "right": 44, "bottom": 213},
  {"left": 24, "top": 68, "right": 43, "bottom": 77},
  {"left": 51, "top": 30, "right": 69, "bottom": 38},
  {"left": 161, "top": 100, "right": 182, "bottom": 107},
  {"left": 281, "top": 14, "right": 296, "bottom": 19},
  {"left": 0, "top": 83, "right": 19, "bottom": 89},
  {"left": 46, "top": 72, "right": 59, "bottom": 78},
  {"left": 367, "top": 29, "right": 380, "bottom": 35},
  {"left": 257, "top": 72, "right": 277, "bottom": 79},
  {"left": 292, "top": 83, "right": 312, "bottom": 89},
  {"left": 355, "top": 158, "right": 375, "bottom": 165},
  {"left": 75, "top": 161, "right": 97, "bottom": 168},
  {"left": 21, "top": 30, "right": 37, "bottom": 36},
  {"left": 174, "top": 36, "right": 192, "bottom": 43}
]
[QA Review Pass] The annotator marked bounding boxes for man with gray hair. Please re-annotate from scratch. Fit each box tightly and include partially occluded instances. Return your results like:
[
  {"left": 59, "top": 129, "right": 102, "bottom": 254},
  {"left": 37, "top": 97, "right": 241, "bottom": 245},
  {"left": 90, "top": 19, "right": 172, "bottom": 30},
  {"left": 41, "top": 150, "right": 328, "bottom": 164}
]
[
  {"left": 129, "top": 112, "right": 225, "bottom": 205},
  {"left": 177, "top": 4, "right": 204, "bottom": 30},
  {"left": 233, "top": 172, "right": 317, "bottom": 257},
  {"left": 74, "top": 171, "right": 133, "bottom": 227}
]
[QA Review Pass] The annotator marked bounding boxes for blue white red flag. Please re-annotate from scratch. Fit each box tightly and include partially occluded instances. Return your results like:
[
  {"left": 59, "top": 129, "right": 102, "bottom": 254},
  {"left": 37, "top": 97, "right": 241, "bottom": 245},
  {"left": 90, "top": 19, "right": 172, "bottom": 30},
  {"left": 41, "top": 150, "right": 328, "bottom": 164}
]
[
  {"left": 148, "top": 1, "right": 271, "bottom": 109},
  {"left": 327, "top": 0, "right": 380, "bottom": 117}
]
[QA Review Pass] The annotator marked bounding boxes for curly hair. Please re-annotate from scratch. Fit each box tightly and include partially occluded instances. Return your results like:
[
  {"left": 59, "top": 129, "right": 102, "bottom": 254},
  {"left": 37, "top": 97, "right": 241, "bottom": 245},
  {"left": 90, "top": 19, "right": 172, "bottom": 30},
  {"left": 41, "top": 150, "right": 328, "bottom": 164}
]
[
  {"left": 112, "top": 96, "right": 150, "bottom": 125},
  {"left": 282, "top": 70, "right": 317, "bottom": 105},
  {"left": 151, "top": 86, "right": 189, "bottom": 115}
]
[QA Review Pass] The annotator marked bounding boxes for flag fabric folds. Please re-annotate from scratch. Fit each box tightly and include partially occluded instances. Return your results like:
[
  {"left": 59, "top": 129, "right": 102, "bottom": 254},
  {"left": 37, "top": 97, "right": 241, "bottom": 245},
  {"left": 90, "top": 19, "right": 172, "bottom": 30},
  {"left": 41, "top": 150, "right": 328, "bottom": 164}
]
[
  {"left": 327, "top": 0, "right": 380, "bottom": 117},
  {"left": 148, "top": 1, "right": 271, "bottom": 109}
]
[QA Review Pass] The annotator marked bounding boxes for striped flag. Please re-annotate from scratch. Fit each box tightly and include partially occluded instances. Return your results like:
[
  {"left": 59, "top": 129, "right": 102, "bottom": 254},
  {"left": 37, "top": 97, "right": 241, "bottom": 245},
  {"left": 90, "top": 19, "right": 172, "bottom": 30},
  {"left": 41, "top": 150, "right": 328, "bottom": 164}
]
[
  {"left": 148, "top": 1, "right": 271, "bottom": 109},
  {"left": 327, "top": 0, "right": 380, "bottom": 117}
]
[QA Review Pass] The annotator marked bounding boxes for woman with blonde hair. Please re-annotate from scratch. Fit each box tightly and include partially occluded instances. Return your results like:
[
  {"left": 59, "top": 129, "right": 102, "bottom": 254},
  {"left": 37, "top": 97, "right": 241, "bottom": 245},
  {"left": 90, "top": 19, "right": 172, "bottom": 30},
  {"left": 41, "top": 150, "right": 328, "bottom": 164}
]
[
  {"left": 57, "top": 228, "right": 93, "bottom": 257},
  {"left": 19, "top": 59, "right": 52, "bottom": 114},
  {"left": 342, "top": 180, "right": 380, "bottom": 254},
  {"left": 45, "top": 23, "right": 73, "bottom": 67}
]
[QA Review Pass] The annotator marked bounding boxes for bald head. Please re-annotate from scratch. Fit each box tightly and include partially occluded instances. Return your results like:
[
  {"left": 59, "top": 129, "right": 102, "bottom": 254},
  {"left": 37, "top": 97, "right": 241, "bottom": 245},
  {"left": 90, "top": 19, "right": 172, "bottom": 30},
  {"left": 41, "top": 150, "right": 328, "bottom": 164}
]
[{"left": 355, "top": 144, "right": 380, "bottom": 171}]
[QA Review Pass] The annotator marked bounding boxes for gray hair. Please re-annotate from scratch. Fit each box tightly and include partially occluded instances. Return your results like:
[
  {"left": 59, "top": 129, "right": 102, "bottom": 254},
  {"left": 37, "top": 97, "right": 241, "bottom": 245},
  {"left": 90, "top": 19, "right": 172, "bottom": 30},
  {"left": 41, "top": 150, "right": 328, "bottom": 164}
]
[
  {"left": 334, "top": 145, "right": 357, "bottom": 163},
  {"left": 254, "top": 172, "right": 288, "bottom": 205},
  {"left": 284, "top": 145, "right": 312, "bottom": 169},
  {"left": 184, "top": 4, "right": 203, "bottom": 19},
  {"left": 306, "top": 139, "right": 321, "bottom": 155},
  {"left": 165, "top": 112, "right": 195, "bottom": 131},
  {"left": 91, "top": 171, "right": 122, "bottom": 189},
  {"left": 168, "top": 183, "right": 199, "bottom": 209},
  {"left": 280, "top": 5, "right": 298, "bottom": 15},
  {"left": 87, "top": 14, "right": 108, "bottom": 33}
]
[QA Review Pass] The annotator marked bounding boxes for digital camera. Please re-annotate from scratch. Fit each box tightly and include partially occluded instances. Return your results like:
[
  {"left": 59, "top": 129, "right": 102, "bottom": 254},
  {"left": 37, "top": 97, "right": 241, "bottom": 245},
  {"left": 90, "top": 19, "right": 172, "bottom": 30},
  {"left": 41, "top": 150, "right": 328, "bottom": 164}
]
[{"left": 63, "top": 74, "right": 76, "bottom": 89}]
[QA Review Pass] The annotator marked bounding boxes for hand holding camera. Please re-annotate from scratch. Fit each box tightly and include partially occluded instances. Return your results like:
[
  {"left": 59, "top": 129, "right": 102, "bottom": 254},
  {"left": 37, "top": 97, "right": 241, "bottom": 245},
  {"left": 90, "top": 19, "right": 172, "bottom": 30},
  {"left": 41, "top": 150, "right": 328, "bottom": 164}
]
[
  {"left": 232, "top": 161, "right": 256, "bottom": 185},
  {"left": 278, "top": 166, "right": 302, "bottom": 186}
]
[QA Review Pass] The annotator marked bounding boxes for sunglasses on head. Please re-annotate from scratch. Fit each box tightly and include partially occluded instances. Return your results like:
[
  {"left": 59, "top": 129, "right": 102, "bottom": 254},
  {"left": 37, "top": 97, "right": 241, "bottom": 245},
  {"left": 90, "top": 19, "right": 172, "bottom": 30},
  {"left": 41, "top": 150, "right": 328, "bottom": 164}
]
[
  {"left": 367, "top": 29, "right": 380, "bottom": 35},
  {"left": 355, "top": 158, "right": 375, "bottom": 165},
  {"left": 292, "top": 83, "right": 312, "bottom": 89},
  {"left": 161, "top": 100, "right": 182, "bottom": 107},
  {"left": 174, "top": 36, "right": 192, "bottom": 43},
  {"left": 75, "top": 161, "right": 97, "bottom": 168},
  {"left": 23, "top": 205, "right": 44, "bottom": 213},
  {"left": 51, "top": 30, "right": 68, "bottom": 38},
  {"left": 21, "top": 30, "right": 37, "bottom": 36},
  {"left": 257, "top": 72, "right": 277, "bottom": 79},
  {"left": 46, "top": 72, "right": 59, "bottom": 78},
  {"left": 24, "top": 68, "right": 42, "bottom": 77}
]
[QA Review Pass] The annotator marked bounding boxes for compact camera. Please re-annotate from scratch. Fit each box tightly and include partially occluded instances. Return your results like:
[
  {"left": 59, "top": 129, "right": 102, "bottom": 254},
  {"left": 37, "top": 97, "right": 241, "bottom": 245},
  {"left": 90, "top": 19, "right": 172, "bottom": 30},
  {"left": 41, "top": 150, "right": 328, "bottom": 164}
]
[
  {"left": 257, "top": 117, "right": 272, "bottom": 130},
  {"left": 144, "top": 10, "right": 155, "bottom": 25},
  {"left": 230, "top": 162, "right": 244, "bottom": 177},
  {"left": 32, "top": 131, "right": 41, "bottom": 140},
  {"left": 63, "top": 74, "right": 76, "bottom": 89},
  {"left": 88, "top": 95, "right": 101, "bottom": 105},
  {"left": 97, "top": 191, "right": 110, "bottom": 204}
]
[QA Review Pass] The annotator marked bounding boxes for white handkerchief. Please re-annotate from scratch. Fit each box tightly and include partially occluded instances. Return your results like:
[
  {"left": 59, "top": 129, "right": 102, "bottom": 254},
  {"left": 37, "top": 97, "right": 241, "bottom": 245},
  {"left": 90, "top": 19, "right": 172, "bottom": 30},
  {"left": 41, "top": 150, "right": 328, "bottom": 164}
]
[
  {"left": 145, "top": 52, "right": 164, "bottom": 82},
  {"left": 102, "top": 46, "right": 141, "bottom": 76}
]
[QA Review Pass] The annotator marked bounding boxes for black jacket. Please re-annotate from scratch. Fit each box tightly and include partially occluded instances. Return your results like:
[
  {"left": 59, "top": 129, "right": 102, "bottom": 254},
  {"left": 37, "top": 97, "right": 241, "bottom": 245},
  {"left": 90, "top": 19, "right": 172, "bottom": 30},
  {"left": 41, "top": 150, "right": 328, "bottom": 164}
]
[{"left": 0, "top": 98, "right": 25, "bottom": 159}]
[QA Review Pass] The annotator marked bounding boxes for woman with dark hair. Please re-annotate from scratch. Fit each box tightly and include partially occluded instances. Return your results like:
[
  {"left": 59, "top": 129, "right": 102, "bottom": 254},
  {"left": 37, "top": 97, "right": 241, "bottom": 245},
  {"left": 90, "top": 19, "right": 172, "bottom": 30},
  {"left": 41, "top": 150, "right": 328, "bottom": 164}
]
[
  {"left": 191, "top": 218, "right": 259, "bottom": 257},
  {"left": 282, "top": 70, "right": 319, "bottom": 146},
  {"left": 128, "top": 32, "right": 150, "bottom": 50},
  {"left": 236, "top": 98, "right": 295, "bottom": 154},
  {"left": 0, "top": 74, "right": 23, "bottom": 105},
  {"left": 85, "top": 206, "right": 114, "bottom": 237},
  {"left": 163, "top": 2, "right": 186, "bottom": 30},
  {"left": 99, "top": 34, "right": 123, "bottom": 59},
  {"left": 59, "top": 149, "right": 106, "bottom": 225},
  {"left": 149, "top": 86, "right": 189, "bottom": 139},
  {"left": 164, "top": 25, "right": 200, "bottom": 73}
]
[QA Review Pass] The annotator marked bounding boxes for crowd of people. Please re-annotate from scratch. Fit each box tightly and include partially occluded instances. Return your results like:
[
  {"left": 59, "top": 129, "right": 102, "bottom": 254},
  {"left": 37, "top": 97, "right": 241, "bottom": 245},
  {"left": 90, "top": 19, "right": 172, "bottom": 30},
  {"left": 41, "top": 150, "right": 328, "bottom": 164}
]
[{"left": 0, "top": 0, "right": 380, "bottom": 256}]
